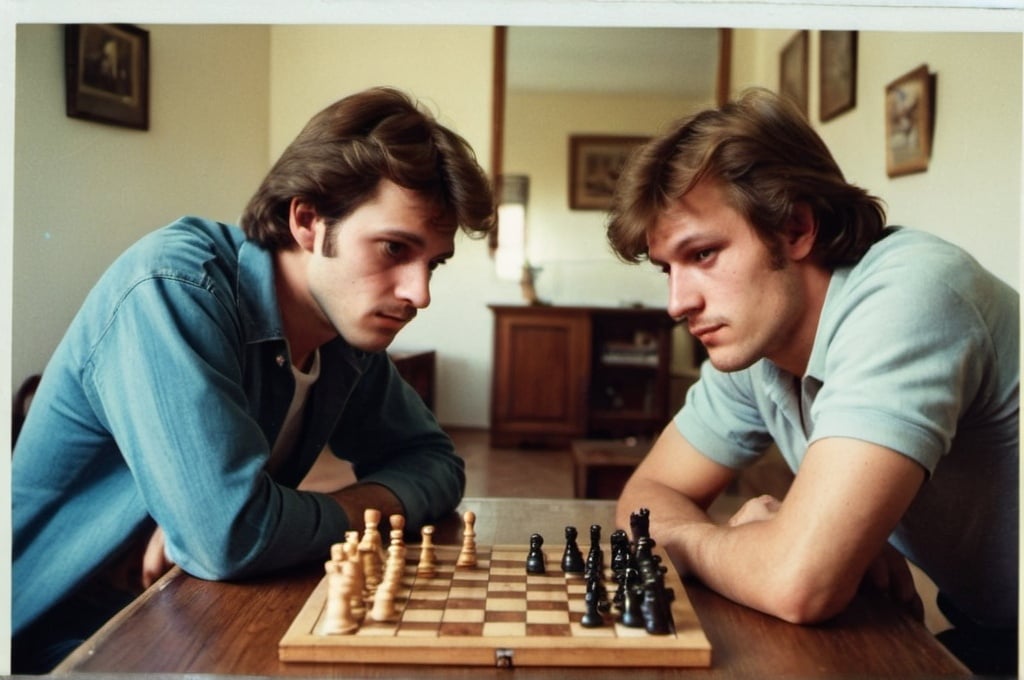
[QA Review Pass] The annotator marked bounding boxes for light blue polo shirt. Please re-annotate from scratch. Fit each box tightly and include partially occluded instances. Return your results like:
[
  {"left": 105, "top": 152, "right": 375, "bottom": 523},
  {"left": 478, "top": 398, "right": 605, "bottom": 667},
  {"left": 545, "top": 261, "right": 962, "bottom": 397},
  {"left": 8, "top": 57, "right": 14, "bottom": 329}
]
[{"left": 676, "top": 227, "right": 1019, "bottom": 628}]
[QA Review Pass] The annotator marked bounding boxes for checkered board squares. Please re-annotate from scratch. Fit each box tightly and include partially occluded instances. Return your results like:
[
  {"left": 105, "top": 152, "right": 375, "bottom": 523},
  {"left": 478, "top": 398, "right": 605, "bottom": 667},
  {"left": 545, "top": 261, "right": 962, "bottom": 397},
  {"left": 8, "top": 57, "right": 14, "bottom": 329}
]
[{"left": 279, "top": 544, "right": 712, "bottom": 668}]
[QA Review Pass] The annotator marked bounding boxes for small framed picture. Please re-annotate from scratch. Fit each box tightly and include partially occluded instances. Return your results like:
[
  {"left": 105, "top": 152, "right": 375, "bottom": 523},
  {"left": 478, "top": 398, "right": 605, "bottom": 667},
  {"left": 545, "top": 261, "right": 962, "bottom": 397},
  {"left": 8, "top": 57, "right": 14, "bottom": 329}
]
[
  {"left": 568, "top": 135, "right": 648, "bottom": 211},
  {"left": 885, "top": 64, "right": 936, "bottom": 177},
  {"left": 779, "top": 30, "right": 809, "bottom": 116},
  {"left": 65, "top": 23, "right": 150, "bottom": 130},
  {"left": 819, "top": 30, "right": 857, "bottom": 122}
]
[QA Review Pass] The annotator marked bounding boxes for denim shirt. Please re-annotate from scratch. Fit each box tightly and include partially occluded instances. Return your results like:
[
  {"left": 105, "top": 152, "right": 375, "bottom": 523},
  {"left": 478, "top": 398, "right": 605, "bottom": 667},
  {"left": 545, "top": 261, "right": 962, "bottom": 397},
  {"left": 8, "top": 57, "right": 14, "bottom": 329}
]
[{"left": 12, "top": 216, "right": 464, "bottom": 634}]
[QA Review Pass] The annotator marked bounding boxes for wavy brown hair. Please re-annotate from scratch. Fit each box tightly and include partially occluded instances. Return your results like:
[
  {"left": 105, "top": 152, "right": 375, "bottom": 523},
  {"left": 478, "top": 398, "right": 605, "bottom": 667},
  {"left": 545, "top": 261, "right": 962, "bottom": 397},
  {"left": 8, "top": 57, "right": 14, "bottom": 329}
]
[
  {"left": 607, "top": 88, "right": 886, "bottom": 267},
  {"left": 241, "top": 87, "right": 495, "bottom": 250}
]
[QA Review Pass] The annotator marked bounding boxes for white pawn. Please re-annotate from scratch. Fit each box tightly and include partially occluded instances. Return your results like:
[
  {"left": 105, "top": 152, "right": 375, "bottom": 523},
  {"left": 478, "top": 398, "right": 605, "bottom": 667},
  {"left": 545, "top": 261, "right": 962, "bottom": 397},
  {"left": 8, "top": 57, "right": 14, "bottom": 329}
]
[
  {"left": 344, "top": 540, "right": 366, "bottom": 620},
  {"left": 417, "top": 525, "right": 437, "bottom": 578},
  {"left": 456, "top": 510, "right": 477, "bottom": 568}
]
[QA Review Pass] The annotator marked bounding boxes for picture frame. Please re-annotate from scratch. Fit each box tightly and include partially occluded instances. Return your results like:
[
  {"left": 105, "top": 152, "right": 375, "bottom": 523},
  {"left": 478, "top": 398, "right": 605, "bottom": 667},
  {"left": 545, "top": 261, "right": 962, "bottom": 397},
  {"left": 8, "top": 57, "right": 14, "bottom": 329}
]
[
  {"left": 65, "top": 23, "right": 150, "bottom": 130},
  {"left": 568, "top": 135, "right": 648, "bottom": 210},
  {"left": 779, "top": 30, "right": 809, "bottom": 116},
  {"left": 819, "top": 30, "right": 857, "bottom": 122},
  {"left": 885, "top": 64, "right": 936, "bottom": 177}
]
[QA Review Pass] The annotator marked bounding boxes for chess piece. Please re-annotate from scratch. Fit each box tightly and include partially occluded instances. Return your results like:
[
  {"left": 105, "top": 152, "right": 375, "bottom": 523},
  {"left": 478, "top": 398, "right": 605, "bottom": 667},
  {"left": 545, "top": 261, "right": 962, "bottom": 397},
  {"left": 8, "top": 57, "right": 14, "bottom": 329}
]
[
  {"left": 389, "top": 513, "right": 407, "bottom": 565},
  {"left": 417, "top": 525, "right": 438, "bottom": 578},
  {"left": 525, "top": 533, "right": 546, "bottom": 574},
  {"left": 641, "top": 577, "right": 671, "bottom": 635},
  {"left": 580, "top": 589, "right": 605, "bottom": 628},
  {"left": 561, "top": 526, "right": 585, "bottom": 574},
  {"left": 618, "top": 568, "right": 644, "bottom": 628},
  {"left": 360, "top": 508, "right": 386, "bottom": 561},
  {"left": 587, "top": 524, "right": 604, "bottom": 576},
  {"left": 610, "top": 529, "right": 630, "bottom": 575},
  {"left": 456, "top": 510, "right": 477, "bottom": 567},
  {"left": 322, "top": 559, "right": 358, "bottom": 634},
  {"left": 369, "top": 544, "right": 403, "bottom": 622},
  {"left": 343, "top": 540, "right": 366, "bottom": 620},
  {"left": 630, "top": 507, "right": 650, "bottom": 543}
]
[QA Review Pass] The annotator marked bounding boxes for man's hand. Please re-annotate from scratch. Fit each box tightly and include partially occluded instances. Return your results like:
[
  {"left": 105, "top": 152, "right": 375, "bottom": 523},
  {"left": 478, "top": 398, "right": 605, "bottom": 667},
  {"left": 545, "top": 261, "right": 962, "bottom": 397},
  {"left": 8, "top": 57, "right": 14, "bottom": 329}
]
[
  {"left": 141, "top": 526, "right": 176, "bottom": 588},
  {"left": 726, "top": 492, "right": 922, "bottom": 621},
  {"left": 861, "top": 542, "right": 924, "bottom": 621},
  {"left": 728, "top": 494, "right": 782, "bottom": 527}
]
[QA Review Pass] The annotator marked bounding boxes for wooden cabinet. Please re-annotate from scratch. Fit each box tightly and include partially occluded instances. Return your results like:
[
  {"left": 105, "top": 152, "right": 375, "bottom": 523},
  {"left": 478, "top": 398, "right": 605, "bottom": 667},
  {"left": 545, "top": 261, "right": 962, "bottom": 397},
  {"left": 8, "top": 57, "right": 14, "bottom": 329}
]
[{"left": 489, "top": 305, "right": 676, "bottom": 447}]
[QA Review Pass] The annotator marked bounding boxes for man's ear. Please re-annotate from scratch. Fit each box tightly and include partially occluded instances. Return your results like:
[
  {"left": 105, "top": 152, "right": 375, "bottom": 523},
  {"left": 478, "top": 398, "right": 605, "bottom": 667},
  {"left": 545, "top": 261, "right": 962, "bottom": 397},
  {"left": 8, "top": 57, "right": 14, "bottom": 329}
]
[
  {"left": 288, "top": 198, "right": 319, "bottom": 252},
  {"left": 785, "top": 202, "right": 818, "bottom": 261}
]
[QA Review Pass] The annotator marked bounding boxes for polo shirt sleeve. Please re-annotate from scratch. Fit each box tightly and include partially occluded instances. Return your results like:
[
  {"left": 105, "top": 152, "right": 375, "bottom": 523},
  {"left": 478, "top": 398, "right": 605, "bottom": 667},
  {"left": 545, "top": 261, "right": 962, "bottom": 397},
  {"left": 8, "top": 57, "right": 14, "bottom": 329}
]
[
  {"left": 808, "top": 264, "right": 990, "bottom": 474},
  {"left": 674, "top": 361, "right": 776, "bottom": 469}
]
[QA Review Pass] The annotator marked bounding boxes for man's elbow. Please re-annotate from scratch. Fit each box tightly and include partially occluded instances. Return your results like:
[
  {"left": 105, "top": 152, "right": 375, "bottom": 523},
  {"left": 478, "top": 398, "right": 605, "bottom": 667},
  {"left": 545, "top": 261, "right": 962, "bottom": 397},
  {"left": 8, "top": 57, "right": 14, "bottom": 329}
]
[{"left": 767, "top": 571, "right": 858, "bottom": 624}]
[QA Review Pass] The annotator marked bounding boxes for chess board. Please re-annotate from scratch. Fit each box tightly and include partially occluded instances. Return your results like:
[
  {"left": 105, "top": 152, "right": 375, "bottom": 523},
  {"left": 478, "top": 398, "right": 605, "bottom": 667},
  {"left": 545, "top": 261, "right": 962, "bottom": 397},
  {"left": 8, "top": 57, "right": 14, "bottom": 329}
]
[{"left": 279, "top": 543, "right": 712, "bottom": 668}]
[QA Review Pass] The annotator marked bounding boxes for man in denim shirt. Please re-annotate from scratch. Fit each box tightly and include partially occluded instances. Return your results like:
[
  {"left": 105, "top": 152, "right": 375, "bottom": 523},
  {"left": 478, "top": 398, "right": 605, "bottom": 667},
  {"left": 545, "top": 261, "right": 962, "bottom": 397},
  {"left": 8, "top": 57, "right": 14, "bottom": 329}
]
[
  {"left": 608, "top": 89, "right": 1018, "bottom": 674},
  {"left": 12, "top": 87, "right": 495, "bottom": 672}
]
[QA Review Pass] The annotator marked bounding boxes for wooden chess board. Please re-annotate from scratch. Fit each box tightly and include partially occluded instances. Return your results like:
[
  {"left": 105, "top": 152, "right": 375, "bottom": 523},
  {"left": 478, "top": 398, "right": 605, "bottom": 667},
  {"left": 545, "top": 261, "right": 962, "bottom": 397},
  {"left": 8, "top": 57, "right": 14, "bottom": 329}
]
[{"left": 279, "top": 544, "right": 712, "bottom": 668}]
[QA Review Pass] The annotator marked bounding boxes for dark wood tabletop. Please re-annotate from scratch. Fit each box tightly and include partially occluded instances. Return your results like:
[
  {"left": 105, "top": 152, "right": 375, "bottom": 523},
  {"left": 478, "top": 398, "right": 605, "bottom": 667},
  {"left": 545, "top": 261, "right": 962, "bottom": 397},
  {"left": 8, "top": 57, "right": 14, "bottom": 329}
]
[{"left": 54, "top": 497, "right": 969, "bottom": 678}]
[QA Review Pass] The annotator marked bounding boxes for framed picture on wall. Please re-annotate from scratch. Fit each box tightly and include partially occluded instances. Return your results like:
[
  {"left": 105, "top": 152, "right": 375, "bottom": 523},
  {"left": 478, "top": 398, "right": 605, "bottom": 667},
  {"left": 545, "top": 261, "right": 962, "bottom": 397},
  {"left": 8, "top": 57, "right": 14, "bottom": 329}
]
[
  {"left": 819, "top": 30, "right": 857, "bottom": 122},
  {"left": 65, "top": 23, "right": 150, "bottom": 130},
  {"left": 885, "top": 64, "right": 936, "bottom": 177},
  {"left": 779, "top": 30, "right": 809, "bottom": 116},
  {"left": 568, "top": 135, "right": 648, "bottom": 210}
]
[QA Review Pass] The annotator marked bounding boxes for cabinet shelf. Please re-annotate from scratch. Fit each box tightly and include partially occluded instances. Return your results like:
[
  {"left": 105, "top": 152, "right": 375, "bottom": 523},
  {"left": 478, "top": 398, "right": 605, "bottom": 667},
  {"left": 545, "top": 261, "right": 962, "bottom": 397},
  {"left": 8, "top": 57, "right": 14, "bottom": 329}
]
[{"left": 490, "top": 305, "right": 678, "bottom": 446}]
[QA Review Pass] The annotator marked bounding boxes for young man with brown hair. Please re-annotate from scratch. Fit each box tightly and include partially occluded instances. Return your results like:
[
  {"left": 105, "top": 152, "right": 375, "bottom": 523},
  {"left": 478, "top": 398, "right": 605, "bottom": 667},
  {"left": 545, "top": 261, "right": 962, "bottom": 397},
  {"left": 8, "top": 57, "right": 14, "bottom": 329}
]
[
  {"left": 609, "top": 88, "right": 1018, "bottom": 674},
  {"left": 13, "top": 87, "right": 495, "bottom": 672}
]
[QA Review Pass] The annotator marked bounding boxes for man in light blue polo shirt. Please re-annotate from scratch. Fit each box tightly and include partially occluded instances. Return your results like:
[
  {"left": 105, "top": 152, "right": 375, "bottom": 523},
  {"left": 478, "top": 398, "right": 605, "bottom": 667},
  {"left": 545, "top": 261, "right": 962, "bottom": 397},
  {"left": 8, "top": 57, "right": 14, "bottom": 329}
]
[{"left": 608, "top": 88, "right": 1018, "bottom": 675}]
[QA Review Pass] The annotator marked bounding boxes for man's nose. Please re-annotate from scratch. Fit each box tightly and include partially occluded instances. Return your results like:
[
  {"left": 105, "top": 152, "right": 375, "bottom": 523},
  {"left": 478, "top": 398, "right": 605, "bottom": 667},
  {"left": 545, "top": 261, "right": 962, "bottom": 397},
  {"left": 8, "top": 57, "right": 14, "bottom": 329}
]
[
  {"left": 666, "top": 269, "right": 700, "bottom": 321},
  {"left": 397, "top": 265, "right": 431, "bottom": 309}
]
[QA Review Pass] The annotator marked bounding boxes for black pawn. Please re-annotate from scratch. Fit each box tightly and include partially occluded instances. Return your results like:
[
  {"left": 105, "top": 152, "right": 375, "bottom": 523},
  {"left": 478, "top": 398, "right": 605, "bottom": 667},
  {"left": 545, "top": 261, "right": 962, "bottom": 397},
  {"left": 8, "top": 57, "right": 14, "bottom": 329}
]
[
  {"left": 610, "top": 529, "right": 630, "bottom": 575},
  {"left": 641, "top": 578, "right": 671, "bottom": 635},
  {"left": 580, "top": 589, "right": 605, "bottom": 628},
  {"left": 619, "top": 569, "right": 644, "bottom": 628},
  {"left": 561, "top": 526, "right": 585, "bottom": 574},
  {"left": 526, "top": 533, "right": 546, "bottom": 574}
]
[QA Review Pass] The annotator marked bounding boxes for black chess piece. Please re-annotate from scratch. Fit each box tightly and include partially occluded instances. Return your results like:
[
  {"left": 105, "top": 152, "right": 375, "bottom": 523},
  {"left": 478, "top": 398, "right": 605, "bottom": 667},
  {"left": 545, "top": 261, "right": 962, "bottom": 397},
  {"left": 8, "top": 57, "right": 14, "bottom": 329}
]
[
  {"left": 610, "top": 529, "right": 630, "bottom": 575},
  {"left": 526, "top": 533, "right": 546, "bottom": 574},
  {"left": 630, "top": 507, "right": 650, "bottom": 543},
  {"left": 618, "top": 568, "right": 644, "bottom": 628},
  {"left": 561, "top": 525, "right": 585, "bottom": 574},
  {"left": 640, "top": 577, "right": 671, "bottom": 635},
  {"left": 581, "top": 589, "right": 605, "bottom": 628},
  {"left": 587, "top": 524, "right": 604, "bottom": 575}
]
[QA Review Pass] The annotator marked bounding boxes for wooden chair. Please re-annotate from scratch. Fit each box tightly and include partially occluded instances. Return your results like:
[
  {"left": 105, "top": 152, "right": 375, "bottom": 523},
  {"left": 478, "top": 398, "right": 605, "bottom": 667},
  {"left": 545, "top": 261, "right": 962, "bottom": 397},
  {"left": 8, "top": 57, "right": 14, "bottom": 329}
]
[{"left": 12, "top": 373, "right": 41, "bottom": 451}]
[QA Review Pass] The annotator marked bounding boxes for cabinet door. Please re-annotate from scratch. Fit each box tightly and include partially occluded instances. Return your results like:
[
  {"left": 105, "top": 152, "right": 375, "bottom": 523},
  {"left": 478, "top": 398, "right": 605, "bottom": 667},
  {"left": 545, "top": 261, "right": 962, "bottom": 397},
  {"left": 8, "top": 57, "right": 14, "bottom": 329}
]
[{"left": 491, "top": 310, "right": 590, "bottom": 446}]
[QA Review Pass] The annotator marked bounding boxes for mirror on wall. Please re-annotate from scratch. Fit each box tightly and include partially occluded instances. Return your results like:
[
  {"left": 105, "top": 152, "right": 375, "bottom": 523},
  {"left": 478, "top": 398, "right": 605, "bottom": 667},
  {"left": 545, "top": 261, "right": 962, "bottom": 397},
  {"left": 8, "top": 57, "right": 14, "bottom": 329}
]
[{"left": 491, "top": 26, "right": 728, "bottom": 303}]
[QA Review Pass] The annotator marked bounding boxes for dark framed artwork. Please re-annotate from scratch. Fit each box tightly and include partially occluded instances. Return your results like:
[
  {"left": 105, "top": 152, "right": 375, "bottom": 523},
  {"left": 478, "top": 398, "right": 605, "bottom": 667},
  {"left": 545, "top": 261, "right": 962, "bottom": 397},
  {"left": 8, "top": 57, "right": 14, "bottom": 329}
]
[
  {"left": 819, "top": 30, "right": 857, "bottom": 122},
  {"left": 65, "top": 23, "right": 150, "bottom": 130},
  {"left": 885, "top": 64, "right": 936, "bottom": 177},
  {"left": 779, "top": 30, "right": 809, "bottom": 116},
  {"left": 568, "top": 135, "right": 648, "bottom": 210}
]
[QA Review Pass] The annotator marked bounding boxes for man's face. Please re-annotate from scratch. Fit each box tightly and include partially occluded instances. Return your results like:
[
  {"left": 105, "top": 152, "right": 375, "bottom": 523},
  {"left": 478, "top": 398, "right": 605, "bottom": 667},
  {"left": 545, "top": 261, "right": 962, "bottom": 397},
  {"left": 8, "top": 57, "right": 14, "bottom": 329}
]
[
  {"left": 647, "top": 180, "right": 811, "bottom": 373},
  {"left": 305, "top": 179, "right": 455, "bottom": 353}
]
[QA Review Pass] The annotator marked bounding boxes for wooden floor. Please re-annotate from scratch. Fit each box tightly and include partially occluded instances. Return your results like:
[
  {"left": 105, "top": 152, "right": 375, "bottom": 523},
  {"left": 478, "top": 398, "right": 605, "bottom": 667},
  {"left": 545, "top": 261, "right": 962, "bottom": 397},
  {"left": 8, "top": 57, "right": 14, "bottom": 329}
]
[{"left": 449, "top": 426, "right": 949, "bottom": 634}]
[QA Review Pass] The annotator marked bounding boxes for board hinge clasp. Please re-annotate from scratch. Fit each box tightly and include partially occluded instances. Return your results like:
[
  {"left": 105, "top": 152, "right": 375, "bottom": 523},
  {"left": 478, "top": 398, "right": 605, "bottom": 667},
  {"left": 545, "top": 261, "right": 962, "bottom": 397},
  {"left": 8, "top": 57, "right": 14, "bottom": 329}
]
[{"left": 495, "top": 648, "right": 514, "bottom": 668}]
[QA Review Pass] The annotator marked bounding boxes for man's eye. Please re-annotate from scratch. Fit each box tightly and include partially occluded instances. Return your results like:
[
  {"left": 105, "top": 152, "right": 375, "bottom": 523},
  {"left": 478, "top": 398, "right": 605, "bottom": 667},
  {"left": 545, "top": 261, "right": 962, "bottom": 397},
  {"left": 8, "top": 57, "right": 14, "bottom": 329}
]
[
  {"left": 694, "top": 248, "right": 715, "bottom": 262},
  {"left": 384, "top": 241, "right": 406, "bottom": 258},
  {"left": 429, "top": 259, "right": 448, "bottom": 272}
]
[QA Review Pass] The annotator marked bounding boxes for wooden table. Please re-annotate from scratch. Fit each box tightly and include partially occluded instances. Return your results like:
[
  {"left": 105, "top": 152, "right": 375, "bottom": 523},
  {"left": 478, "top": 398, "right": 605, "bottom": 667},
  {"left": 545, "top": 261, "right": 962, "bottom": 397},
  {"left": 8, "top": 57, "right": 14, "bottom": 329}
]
[{"left": 54, "top": 498, "right": 969, "bottom": 677}]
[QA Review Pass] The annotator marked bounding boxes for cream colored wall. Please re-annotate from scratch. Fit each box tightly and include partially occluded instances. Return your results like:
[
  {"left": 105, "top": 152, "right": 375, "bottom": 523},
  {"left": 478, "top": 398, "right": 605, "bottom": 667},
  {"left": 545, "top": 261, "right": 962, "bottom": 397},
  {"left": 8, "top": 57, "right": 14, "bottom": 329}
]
[
  {"left": 12, "top": 24, "right": 271, "bottom": 388},
  {"left": 731, "top": 29, "right": 1021, "bottom": 288},
  {"left": 504, "top": 90, "right": 712, "bottom": 307},
  {"left": 12, "top": 25, "right": 1022, "bottom": 430},
  {"left": 267, "top": 25, "right": 506, "bottom": 428}
]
